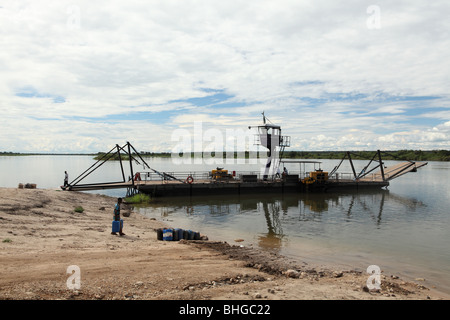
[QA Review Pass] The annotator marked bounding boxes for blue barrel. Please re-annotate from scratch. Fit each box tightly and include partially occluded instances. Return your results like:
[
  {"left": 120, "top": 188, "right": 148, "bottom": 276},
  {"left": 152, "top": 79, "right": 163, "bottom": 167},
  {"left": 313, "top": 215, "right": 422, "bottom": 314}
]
[
  {"left": 112, "top": 219, "right": 123, "bottom": 233},
  {"left": 163, "top": 228, "right": 173, "bottom": 241},
  {"left": 156, "top": 228, "right": 163, "bottom": 241},
  {"left": 172, "top": 228, "right": 179, "bottom": 241},
  {"left": 173, "top": 228, "right": 183, "bottom": 241},
  {"left": 188, "top": 230, "right": 195, "bottom": 240},
  {"left": 194, "top": 231, "right": 200, "bottom": 240},
  {"left": 178, "top": 228, "right": 184, "bottom": 241}
]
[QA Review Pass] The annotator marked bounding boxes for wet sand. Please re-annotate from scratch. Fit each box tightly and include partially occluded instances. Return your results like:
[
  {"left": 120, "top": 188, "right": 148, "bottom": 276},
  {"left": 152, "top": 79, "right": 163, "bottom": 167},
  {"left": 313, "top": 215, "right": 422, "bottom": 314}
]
[{"left": 0, "top": 187, "right": 446, "bottom": 300}]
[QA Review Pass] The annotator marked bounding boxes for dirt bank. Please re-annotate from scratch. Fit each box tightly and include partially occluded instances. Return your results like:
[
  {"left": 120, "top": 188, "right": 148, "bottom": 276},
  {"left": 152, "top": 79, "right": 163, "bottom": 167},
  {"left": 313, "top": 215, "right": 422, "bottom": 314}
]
[{"left": 0, "top": 187, "right": 446, "bottom": 300}]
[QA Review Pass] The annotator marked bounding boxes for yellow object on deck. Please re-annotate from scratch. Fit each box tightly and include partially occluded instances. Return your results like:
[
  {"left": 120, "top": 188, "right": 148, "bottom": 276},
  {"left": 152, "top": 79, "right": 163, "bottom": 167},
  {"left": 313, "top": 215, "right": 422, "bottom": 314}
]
[
  {"left": 301, "top": 169, "right": 328, "bottom": 184},
  {"left": 301, "top": 177, "right": 315, "bottom": 184},
  {"left": 212, "top": 168, "right": 228, "bottom": 175},
  {"left": 211, "top": 168, "right": 233, "bottom": 180},
  {"left": 309, "top": 169, "right": 328, "bottom": 182}
]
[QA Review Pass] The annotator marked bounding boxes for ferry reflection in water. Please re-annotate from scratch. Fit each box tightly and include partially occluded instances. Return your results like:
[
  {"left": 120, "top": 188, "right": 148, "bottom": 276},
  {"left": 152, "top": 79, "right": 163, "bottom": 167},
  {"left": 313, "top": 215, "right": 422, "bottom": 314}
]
[{"left": 136, "top": 189, "right": 426, "bottom": 255}]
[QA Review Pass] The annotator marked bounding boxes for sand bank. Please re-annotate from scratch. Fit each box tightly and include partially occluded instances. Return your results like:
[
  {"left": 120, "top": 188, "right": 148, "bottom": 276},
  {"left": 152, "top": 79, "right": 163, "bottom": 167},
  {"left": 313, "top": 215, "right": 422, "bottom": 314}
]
[{"left": 0, "top": 187, "right": 446, "bottom": 300}]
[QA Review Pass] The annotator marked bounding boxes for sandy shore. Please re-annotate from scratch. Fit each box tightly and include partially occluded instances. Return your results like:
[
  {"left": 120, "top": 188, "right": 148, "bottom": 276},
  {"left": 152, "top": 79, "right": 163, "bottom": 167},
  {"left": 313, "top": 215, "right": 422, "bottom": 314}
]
[{"left": 0, "top": 187, "right": 446, "bottom": 300}]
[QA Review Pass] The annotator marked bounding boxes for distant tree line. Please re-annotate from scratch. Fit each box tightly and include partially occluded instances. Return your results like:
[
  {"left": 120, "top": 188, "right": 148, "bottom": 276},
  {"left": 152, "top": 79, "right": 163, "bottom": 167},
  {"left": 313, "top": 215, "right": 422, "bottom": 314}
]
[
  {"left": 281, "top": 150, "right": 450, "bottom": 161},
  {"left": 141, "top": 150, "right": 450, "bottom": 161},
  {"left": 93, "top": 151, "right": 172, "bottom": 160},
  {"left": 2, "top": 150, "right": 450, "bottom": 161},
  {"left": 0, "top": 152, "right": 94, "bottom": 156},
  {"left": 139, "top": 151, "right": 171, "bottom": 157}
]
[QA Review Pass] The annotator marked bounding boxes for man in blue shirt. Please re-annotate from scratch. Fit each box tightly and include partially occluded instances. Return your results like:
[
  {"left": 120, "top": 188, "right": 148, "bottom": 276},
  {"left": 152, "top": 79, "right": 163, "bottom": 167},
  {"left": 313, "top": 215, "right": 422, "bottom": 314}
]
[{"left": 111, "top": 198, "right": 125, "bottom": 236}]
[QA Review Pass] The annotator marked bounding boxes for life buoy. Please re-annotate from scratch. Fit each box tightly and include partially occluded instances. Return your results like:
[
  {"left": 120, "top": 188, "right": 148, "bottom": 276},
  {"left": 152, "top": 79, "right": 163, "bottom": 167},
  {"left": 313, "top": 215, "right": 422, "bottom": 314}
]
[
  {"left": 186, "top": 176, "right": 194, "bottom": 184},
  {"left": 134, "top": 172, "right": 141, "bottom": 181}
]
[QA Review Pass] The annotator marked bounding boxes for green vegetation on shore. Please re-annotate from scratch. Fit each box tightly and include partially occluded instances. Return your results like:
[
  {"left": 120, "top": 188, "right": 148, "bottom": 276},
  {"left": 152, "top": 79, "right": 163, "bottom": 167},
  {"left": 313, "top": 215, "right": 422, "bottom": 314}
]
[
  {"left": 124, "top": 193, "right": 151, "bottom": 204},
  {"left": 93, "top": 152, "right": 130, "bottom": 161},
  {"left": 74, "top": 206, "right": 84, "bottom": 213}
]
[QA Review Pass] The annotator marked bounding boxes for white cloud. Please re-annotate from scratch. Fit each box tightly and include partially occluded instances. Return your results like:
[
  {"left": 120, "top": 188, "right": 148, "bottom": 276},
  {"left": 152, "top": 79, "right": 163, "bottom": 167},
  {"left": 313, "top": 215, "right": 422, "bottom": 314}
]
[{"left": 0, "top": 0, "right": 449, "bottom": 152}]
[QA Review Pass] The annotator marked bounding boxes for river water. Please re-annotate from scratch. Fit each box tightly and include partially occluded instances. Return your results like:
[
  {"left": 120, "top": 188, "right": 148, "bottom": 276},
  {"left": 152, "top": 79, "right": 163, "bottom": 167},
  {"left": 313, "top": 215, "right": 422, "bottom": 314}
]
[{"left": 1, "top": 155, "right": 449, "bottom": 295}]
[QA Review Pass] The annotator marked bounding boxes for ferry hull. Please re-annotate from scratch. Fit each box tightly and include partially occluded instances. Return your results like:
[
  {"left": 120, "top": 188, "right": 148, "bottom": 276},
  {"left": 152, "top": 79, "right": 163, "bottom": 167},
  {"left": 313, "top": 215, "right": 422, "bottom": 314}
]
[{"left": 137, "top": 180, "right": 389, "bottom": 197}]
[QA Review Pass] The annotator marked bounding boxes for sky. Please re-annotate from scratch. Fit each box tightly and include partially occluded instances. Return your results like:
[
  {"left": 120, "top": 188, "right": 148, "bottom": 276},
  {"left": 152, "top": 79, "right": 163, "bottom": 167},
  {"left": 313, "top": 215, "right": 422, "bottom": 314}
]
[{"left": 0, "top": 0, "right": 449, "bottom": 153}]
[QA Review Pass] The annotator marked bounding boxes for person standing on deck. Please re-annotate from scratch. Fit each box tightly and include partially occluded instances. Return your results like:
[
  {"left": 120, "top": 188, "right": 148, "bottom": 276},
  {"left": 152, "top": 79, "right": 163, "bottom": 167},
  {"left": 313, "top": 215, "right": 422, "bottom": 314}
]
[
  {"left": 276, "top": 167, "right": 281, "bottom": 179},
  {"left": 111, "top": 197, "right": 125, "bottom": 236}
]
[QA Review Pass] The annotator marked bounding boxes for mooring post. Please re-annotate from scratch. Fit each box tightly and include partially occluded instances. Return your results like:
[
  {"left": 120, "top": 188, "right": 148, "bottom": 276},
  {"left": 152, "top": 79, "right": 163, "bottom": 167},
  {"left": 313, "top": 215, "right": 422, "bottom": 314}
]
[
  {"left": 377, "top": 150, "right": 385, "bottom": 181},
  {"left": 347, "top": 152, "right": 357, "bottom": 180},
  {"left": 128, "top": 142, "right": 134, "bottom": 187},
  {"left": 117, "top": 144, "right": 126, "bottom": 182}
]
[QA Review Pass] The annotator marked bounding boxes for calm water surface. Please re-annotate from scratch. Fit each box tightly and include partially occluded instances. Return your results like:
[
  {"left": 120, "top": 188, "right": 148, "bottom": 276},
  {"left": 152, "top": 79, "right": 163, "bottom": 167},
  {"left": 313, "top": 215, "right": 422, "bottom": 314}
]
[{"left": 1, "top": 156, "right": 449, "bottom": 294}]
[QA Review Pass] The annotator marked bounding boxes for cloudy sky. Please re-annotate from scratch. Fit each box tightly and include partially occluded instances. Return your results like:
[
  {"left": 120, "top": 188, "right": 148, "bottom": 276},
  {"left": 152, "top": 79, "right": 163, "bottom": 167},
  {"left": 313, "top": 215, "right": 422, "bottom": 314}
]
[{"left": 1, "top": 0, "right": 449, "bottom": 153}]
